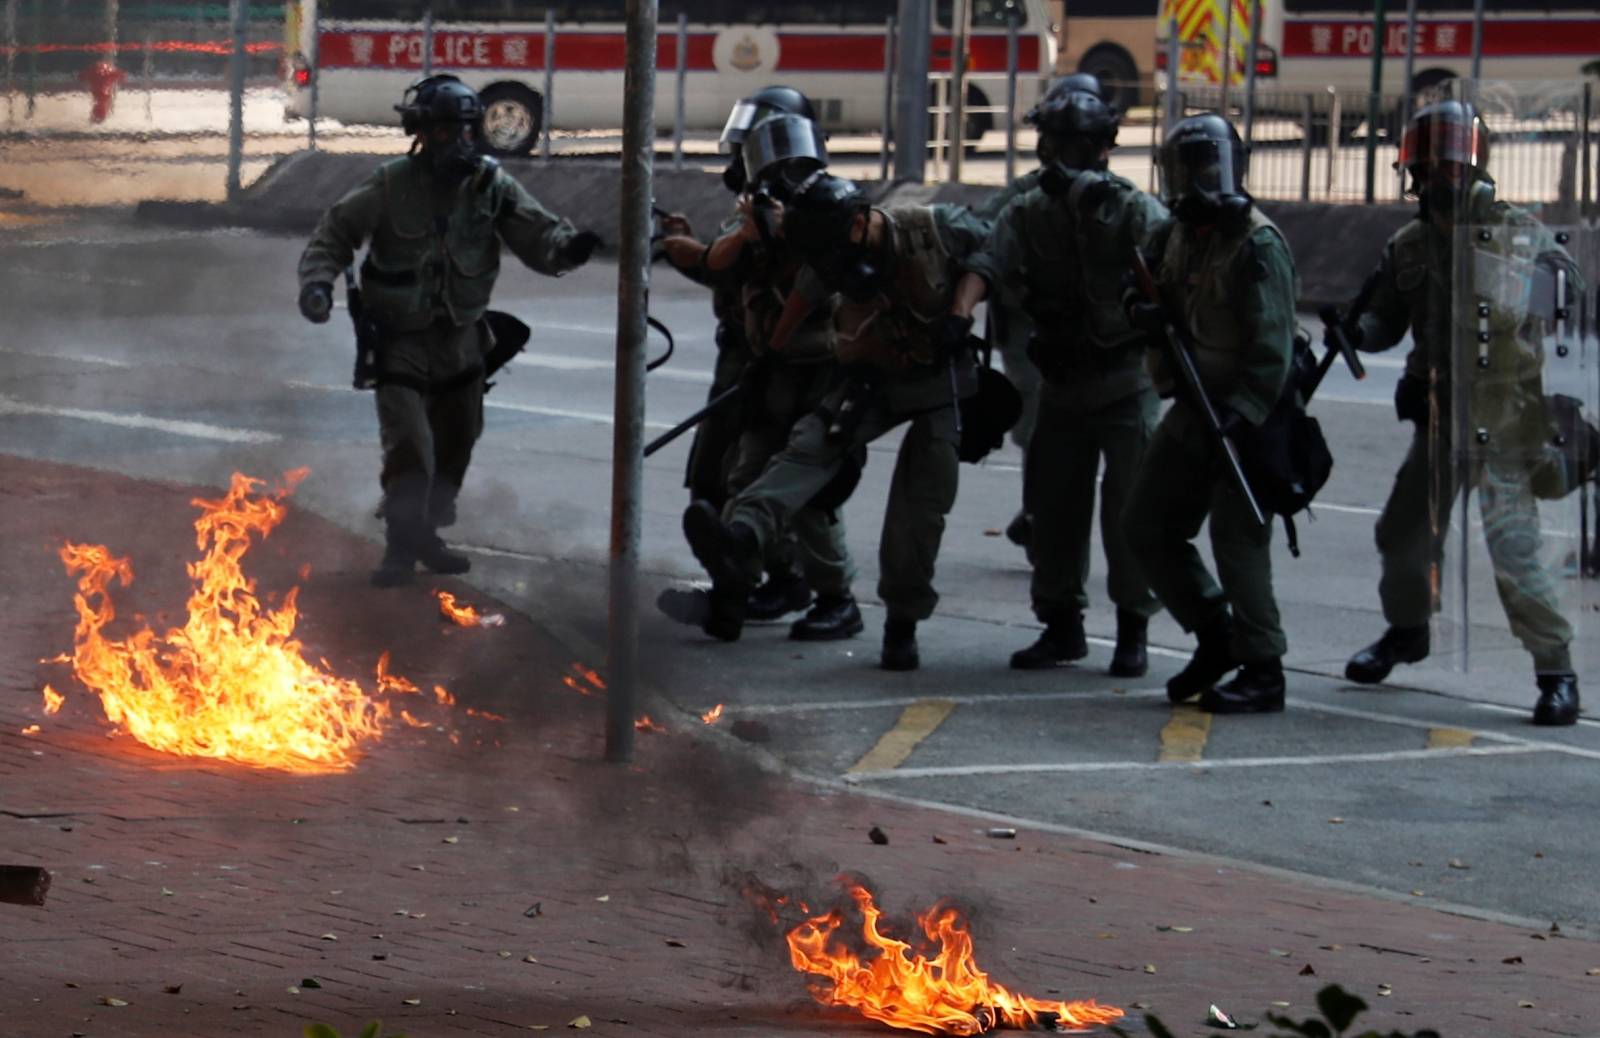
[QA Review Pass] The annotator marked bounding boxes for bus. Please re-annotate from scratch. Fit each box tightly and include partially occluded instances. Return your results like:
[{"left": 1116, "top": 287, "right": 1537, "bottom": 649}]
[
  {"left": 1056, "top": 0, "right": 1160, "bottom": 111},
  {"left": 282, "top": 0, "right": 1060, "bottom": 156}
]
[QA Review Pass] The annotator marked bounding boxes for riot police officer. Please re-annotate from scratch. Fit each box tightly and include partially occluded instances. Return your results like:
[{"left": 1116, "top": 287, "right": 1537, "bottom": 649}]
[
  {"left": 955, "top": 80, "right": 1166, "bottom": 676},
  {"left": 1123, "top": 113, "right": 1298, "bottom": 713},
  {"left": 975, "top": 72, "right": 1113, "bottom": 553},
  {"left": 1341, "top": 100, "right": 1582, "bottom": 726},
  {"left": 297, "top": 74, "right": 597, "bottom": 586},
  {"left": 681, "top": 173, "right": 988, "bottom": 669}
]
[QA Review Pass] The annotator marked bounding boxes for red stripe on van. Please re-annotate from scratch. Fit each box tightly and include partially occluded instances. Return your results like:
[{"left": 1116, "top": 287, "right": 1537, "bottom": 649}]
[{"left": 1282, "top": 18, "right": 1600, "bottom": 59}]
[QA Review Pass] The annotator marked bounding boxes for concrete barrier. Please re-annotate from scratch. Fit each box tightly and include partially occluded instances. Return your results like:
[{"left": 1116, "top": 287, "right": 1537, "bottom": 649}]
[{"left": 136, "top": 149, "right": 1417, "bottom": 308}]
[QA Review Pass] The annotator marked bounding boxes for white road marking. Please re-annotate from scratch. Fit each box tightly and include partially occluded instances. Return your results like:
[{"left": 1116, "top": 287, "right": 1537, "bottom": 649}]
[
  {"left": 513, "top": 351, "right": 713, "bottom": 384},
  {"left": 1471, "top": 700, "right": 1600, "bottom": 730},
  {"left": 0, "top": 265, "right": 147, "bottom": 287},
  {"left": 284, "top": 379, "right": 677, "bottom": 430},
  {"left": 0, "top": 346, "right": 133, "bottom": 369},
  {"left": 1290, "top": 699, "right": 1600, "bottom": 760},
  {"left": 734, "top": 687, "right": 1168, "bottom": 716},
  {"left": 0, "top": 395, "right": 279, "bottom": 444},
  {"left": 843, "top": 743, "right": 1540, "bottom": 782}
]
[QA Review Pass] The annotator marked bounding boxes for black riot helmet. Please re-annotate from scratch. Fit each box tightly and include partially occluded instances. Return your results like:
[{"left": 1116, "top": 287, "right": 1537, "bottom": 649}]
[
  {"left": 719, "top": 85, "right": 819, "bottom": 154},
  {"left": 1397, "top": 99, "right": 1492, "bottom": 217},
  {"left": 742, "top": 113, "right": 829, "bottom": 201},
  {"left": 1160, "top": 113, "right": 1252, "bottom": 228},
  {"left": 1029, "top": 89, "right": 1120, "bottom": 170},
  {"left": 781, "top": 172, "right": 882, "bottom": 301},
  {"left": 396, "top": 74, "right": 484, "bottom": 137},
  {"left": 1026, "top": 71, "right": 1108, "bottom": 122}
]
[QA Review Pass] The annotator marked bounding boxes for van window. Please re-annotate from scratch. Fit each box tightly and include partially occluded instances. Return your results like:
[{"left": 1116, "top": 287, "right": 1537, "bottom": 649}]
[{"left": 936, "top": 0, "right": 1031, "bottom": 30}]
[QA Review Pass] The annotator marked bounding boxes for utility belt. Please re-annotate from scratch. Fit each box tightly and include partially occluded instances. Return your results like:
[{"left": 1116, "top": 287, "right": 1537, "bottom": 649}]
[{"left": 348, "top": 290, "right": 529, "bottom": 396}]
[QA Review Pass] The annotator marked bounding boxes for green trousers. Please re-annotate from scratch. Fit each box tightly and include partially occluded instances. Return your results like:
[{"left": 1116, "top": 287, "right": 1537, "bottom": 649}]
[
  {"left": 1124, "top": 402, "right": 1286, "bottom": 662},
  {"left": 1376, "top": 429, "right": 1574, "bottom": 672},
  {"left": 684, "top": 342, "right": 749, "bottom": 510},
  {"left": 375, "top": 319, "right": 486, "bottom": 529},
  {"left": 725, "top": 362, "right": 856, "bottom": 598},
  {"left": 992, "top": 306, "right": 1040, "bottom": 451},
  {"left": 729, "top": 387, "right": 960, "bottom": 622},
  {"left": 1026, "top": 391, "right": 1160, "bottom": 623}
]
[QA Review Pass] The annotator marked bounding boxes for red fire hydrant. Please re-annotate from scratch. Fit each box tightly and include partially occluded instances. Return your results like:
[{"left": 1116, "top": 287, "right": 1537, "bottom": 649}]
[{"left": 79, "top": 60, "right": 127, "bottom": 124}]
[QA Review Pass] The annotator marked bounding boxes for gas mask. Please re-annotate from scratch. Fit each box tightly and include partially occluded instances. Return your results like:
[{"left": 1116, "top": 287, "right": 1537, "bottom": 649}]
[
  {"left": 1039, "top": 161, "right": 1116, "bottom": 211},
  {"left": 1418, "top": 172, "right": 1494, "bottom": 223},
  {"left": 722, "top": 155, "right": 747, "bottom": 193},
  {"left": 425, "top": 128, "right": 481, "bottom": 184},
  {"left": 813, "top": 241, "right": 885, "bottom": 303}
]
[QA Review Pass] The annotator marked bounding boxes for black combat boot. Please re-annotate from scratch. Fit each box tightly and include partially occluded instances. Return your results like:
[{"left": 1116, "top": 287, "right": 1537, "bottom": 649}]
[
  {"left": 656, "top": 586, "right": 710, "bottom": 626},
  {"left": 701, "top": 583, "right": 746, "bottom": 642},
  {"left": 881, "top": 617, "right": 920, "bottom": 671},
  {"left": 746, "top": 570, "right": 813, "bottom": 621},
  {"left": 1344, "top": 626, "right": 1429, "bottom": 684},
  {"left": 1108, "top": 609, "right": 1149, "bottom": 678},
  {"left": 682, "top": 500, "right": 759, "bottom": 591},
  {"left": 1167, "top": 614, "right": 1235, "bottom": 704},
  {"left": 417, "top": 532, "right": 471, "bottom": 576},
  {"left": 1010, "top": 614, "right": 1088, "bottom": 670},
  {"left": 790, "top": 594, "right": 864, "bottom": 641},
  {"left": 1005, "top": 510, "right": 1033, "bottom": 549},
  {"left": 1533, "top": 672, "right": 1580, "bottom": 726},
  {"left": 371, "top": 511, "right": 420, "bottom": 588},
  {"left": 1200, "top": 658, "right": 1286, "bottom": 714}
]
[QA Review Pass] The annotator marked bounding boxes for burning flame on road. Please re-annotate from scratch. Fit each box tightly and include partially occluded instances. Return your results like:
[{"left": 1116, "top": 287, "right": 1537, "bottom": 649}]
[
  {"left": 701, "top": 703, "right": 724, "bottom": 725},
  {"left": 48, "top": 470, "right": 421, "bottom": 775},
  {"left": 634, "top": 714, "right": 667, "bottom": 734},
  {"left": 780, "top": 881, "right": 1122, "bottom": 1035},
  {"left": 434, "top": 590, "right": 481, "bottom": 627}
]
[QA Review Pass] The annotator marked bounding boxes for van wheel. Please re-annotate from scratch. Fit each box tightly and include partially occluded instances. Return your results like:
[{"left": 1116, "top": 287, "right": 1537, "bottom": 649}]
[
  {"left": 480, "top": 83, "right": 542, "bottom": 157},
  {"left": 1079, "top": 45, "right": 1141, "bottom": 110}
]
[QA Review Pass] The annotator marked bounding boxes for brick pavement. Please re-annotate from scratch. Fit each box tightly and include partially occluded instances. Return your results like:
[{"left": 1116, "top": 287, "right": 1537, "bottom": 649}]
[{"left": 2, "top": 456, "right": 1597, "bottom": 1038}]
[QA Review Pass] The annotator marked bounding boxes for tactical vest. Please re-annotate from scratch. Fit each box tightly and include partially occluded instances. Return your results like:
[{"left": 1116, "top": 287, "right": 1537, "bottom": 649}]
[
  {"left": 1157, "top": 207, "right": 1290, "bottom": 393},
  {"left": 742, "top": 247, "right": 835, "bottom": 363},
  {"left": 833, "top": 206, "right": 955, "bottom": 370},
  {"left": 358, "top": 156, "right": 503, "bottom": 332}
]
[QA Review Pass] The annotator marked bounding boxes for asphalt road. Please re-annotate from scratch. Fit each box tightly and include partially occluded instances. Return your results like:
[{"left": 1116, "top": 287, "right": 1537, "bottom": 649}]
[{"left": 1, "top": 212, "right": 1597, "bottom": 938}]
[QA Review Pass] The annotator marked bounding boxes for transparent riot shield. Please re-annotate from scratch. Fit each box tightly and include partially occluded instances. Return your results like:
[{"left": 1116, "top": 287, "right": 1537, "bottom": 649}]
[{"left": 1428, "top": 79, "right": 1597, "bottom": 682}]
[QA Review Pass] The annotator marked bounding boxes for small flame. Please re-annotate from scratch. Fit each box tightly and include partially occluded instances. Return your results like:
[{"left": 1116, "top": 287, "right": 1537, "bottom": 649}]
[
  {"left": 47, "top": 471, "right": 438, "bottom": 774},
  {"left": 433, "top": 685, "right": 456, "bottom": 706},
  {"left": 399, "top": 709, "right": 432, "bottom": 729},
  {"left": 570, "top": 662, "right": 606, "bottom": 691},
  {"left": 634, "top": 714, "right": 667, "bottom": 734},
  {"left": 466, "top": 707, "right": 506, "bottom": 722},
  {"left": 701, "top": 703, "right": 725, "bottom": 725},
  {"left": 21, "top": 724, "right": 40, "bottom": 736},
  {"left": 783, "top": 880, "right": 1122, "bottom": 1035},
  {"left": 434, "top": 590, "right": 481, "bottom": 627},
  {"left": 42, "top": 684, "right": 65, "bottom": 715}
]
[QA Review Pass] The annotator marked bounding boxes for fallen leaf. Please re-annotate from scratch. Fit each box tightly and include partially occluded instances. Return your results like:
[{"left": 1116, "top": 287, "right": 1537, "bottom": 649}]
[
  {"left": 1299, "top": 964, "right": 1316, "bottom": 976},
  {"left": 1502, "top": 956, "right": 1523, "bottom": 965},
  {"left": 524, "top": 955, "right": 538, "bottom": 963},
  {"left": 402, "top": 997, "right": 422, "bottom": 1006},
  {"left": 1518, "top": 1000, "right": 1535, "bottom": 1009},
  {"left": 568, "top": 1015, "right": 592, "bottom": 1029},
  {"left": 319, "top": 933, "right": 338, "bottom": 941},
  {"left": 1448, "top": 859, "right": 1470, "bottom": 870},
  {"left": 499, "top": 951, "right": 513, "bottom": 958},
  {"left": 161, "top": 887, "right": 174, "bottom": 897},
  {"left": 594, "top": 895, "right": 609, "bottom": 902},
  {"left": 443, "top": 836, "right": 460, "bottom": 845},
  {"left": 1143, "top": 964, "right": 1156, "bottom": 974},
  {"left": 287, "top": 986, "right": 300, "bottom": 995},
  {"left": 162, "top": 984, "right": 182, "bottom": 995},
  {"left": 98, "top": 996, "right": 129, "bottom": 1007}
]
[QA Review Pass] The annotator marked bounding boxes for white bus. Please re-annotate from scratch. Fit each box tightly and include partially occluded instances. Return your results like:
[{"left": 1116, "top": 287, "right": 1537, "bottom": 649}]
[{"left": 283, "top": 0, "right": 1060, "bottom": 155}]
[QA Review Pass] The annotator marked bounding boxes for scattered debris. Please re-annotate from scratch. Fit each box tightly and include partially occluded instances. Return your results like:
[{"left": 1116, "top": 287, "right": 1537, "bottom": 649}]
[
  {"left": 443, "top": 836, "right": 460, "bottom": 845},
  {"left": 1269, "top": 949, "right": 1291, "bottom": 958},
  {"left": 1376, "top": 984, "right": 1392, "bottom": 997},
  {"left": 524, "top": 955, "right": 538, "bottom": 963},
  {"left": 1518, "top": 1000, "right": 1535, "bottom": 1009},
  {"left": 932, "top": 835, "right": 947, "bottom": 845},
  {"left": 402, "top": 998, "right": 422, "bottom": 1006},
  {"left": 162, "top": 984, "right": 182, "bottom": 995},
  {"left": 1327, "top": 817, "right": 1345, "bottom": 824},
  {"left": 568, "top": 1015, "right": 592, "bottom": 1029},
  {"left": 665, "top": 939, "right": 685, "bottom": 948},
  {"left": 1143, "top": 964, "right": 1157, "bottom": 974},
  {"left": 1206, "top": 1003, "right": 1245, "bottom": 1029},
  {"left": 319, "top": 933, "right": 338, "bottom": 941},
  {"left": 524, "top": 902, "right": 543, "bottom": 918},
  {"left": 595, "top": 895, "right": 610, "bottom": 902},
  {"left": 1448, "top": 859, "right": 1470, "bottom": 870},
  {"left": 97, "top": 996, "right": 129, "bottom": 1007},
  {"left": 1502, "top": 956, "right": 1523, "bottom": 965},
  {"left": 301, "top": 978, "right": 322, "bottom": 989},
  {"left": 868, "top": 826, "right": 889, "bottom": 846},
  {"left": 1299, "top": 964, "right": 1317, "bottom": 976},
  {"left": 986, "top": 828, "right": 1017, "bottom": 839}
]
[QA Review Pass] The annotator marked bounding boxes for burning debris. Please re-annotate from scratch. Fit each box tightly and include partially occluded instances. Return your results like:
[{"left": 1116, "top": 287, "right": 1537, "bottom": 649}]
[
  {"left": 43, "top": 470, "right": 450, "bottom": 774},
  {"left": 433, "top": 590, "right": 505, "bottom": 628},
  {"left": 700, "top": 703, "right": 725, "bottom": 725},
  {"left": 634, "top": 714, "right": 668, "bottom": 734},
  {"left": 752, "top": 878, "right": 1122, "bottom": 1036}
]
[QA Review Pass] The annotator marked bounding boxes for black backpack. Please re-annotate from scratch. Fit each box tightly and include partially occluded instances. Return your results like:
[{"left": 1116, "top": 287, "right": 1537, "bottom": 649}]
[{"left": 1234, "top": 331, "right": 1334, "bottom": 557}]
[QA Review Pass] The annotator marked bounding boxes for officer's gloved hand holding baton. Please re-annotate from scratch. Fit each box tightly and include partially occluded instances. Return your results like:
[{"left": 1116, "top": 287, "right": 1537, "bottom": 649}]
[
  {"left": 563, "top": 230, "right": 602, "bottom": 267},
  {"left": 299, "top": 281, "right": 334, "bottom": 324}
]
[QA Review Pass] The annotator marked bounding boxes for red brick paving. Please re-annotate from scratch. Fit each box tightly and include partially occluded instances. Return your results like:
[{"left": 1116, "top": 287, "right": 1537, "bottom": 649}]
[{"left": 2, "top": 457, "right": 1596, "bottom": 1038}]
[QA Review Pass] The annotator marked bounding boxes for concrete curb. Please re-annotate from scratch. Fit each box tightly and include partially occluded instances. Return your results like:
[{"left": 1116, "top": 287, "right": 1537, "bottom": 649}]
[{"left": 132, "top": 149, "right": 1414, "bottom": 306}]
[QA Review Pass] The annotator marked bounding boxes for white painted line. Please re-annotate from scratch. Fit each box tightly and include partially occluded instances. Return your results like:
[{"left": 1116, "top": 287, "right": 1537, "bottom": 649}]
[
  {"left": 1312, "top": 392, "right": 1390, "bottom": 408},
  {"left": 1297, "top": 699, "right": 1600, "bottom": 760},
  {"left": 0, "top": 395, "right": 279, "bottom": 444},
  {"left": 285, "top": 380, "right": 675, "bottom": 431},
  {"left": 0, "top": 265, "right": 146, "bottom": 287},
  {"left": 843, "top": 743, "right": 1539, "bottom": 782},
  {"left": 1471, "top": 700, "right": 1600, "bottom": 730},
  {"left": 0, "top": 346, "right": 133, "bottom": 369},
  {"left": 513, "top": 351, "right": 713, "bottom": 385},
  {"left": 734, "top": 687, "right": 1168, "bottom": 716}
]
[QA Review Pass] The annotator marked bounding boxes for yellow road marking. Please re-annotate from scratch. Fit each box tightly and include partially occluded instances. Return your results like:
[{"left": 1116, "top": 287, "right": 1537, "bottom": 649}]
[
  {"left": 1158, "top": 708, "right": 1213, "bottom": 763},
  {"left": 1426, "top": 727, "right": 1475, "bottom": 749},
  {"left": 847, "top": 698, "right": 957, "bottom": 774}
]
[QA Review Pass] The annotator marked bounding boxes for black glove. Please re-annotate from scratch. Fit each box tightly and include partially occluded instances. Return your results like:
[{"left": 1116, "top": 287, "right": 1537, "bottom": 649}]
[
  {"left": 933, "top": 313, "right": 975, "bottom": 354},
  {"left": 1126, "top": 298, "right": 1167, "bottom": 336},
  {"left": 563, "top": 230, "right": 602, "bottom": 267},
  {"left": 1394, "top": 372, "right": 1429, "bottom": 424},
  {"left": 299, "top": 281, "right": 333, "bottom": 324}
]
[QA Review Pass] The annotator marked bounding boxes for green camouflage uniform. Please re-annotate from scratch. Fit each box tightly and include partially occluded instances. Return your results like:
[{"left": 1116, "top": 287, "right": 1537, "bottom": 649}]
[
  {"left": 298, "top": 154, "right": 581, "bottom": 533},
  {"left": 974, "top": 169, "right": 1044, "bottom": 449},
  {"left": 1357, "top": 192, "right": 1578, "bottom": 672},
  {"left": 1124, "top": 209, "right": 1298, "bottom": 662},
  {"left": 725, "top": 204, "right": 987, "bottom": 622},
  {"left": 966, "top": 173, "right": 1167, "bottom": 626}
]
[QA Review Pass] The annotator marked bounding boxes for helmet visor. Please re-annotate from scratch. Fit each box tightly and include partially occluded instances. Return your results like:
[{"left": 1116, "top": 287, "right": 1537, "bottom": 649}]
[
  {"left": 719, "top": 101, "right": 762, "bottom": 153},
  {"left": 1399, "top": 117, "right": 1485, "bottom": 171},
  {"left": 1162, "top": 138, "right": 1236, "bottom": 203},
  {"left": 742, "top": 115, "right": 828, "bottom": 185}
]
